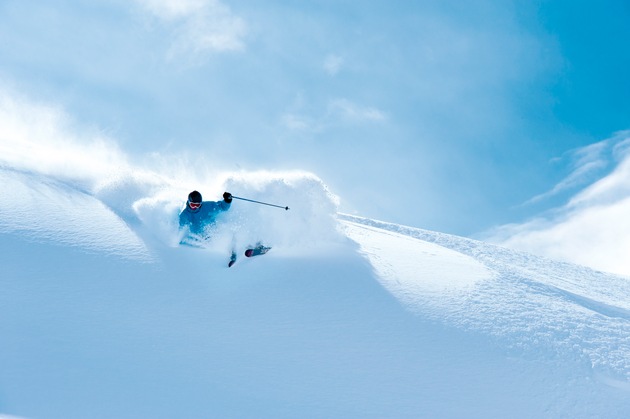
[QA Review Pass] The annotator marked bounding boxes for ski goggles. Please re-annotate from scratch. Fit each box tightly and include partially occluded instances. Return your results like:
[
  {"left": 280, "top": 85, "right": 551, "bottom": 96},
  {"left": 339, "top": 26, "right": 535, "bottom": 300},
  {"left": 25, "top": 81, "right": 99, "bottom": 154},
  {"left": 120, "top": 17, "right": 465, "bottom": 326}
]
[{"left": 188, "top": 201, "right": 201, "bottom": 209}]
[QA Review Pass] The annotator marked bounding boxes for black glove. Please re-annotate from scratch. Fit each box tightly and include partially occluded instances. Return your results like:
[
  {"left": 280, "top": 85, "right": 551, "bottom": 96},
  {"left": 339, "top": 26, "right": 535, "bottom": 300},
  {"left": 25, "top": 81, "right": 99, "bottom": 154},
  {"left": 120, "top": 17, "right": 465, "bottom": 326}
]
[{"left": 223, "top": 192, "right": 233, "bottom": 203}]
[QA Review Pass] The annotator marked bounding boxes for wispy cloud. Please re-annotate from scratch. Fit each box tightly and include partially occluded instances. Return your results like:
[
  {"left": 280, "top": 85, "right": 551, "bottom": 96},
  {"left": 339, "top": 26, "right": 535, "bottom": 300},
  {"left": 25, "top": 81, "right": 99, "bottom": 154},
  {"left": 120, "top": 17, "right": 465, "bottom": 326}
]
[
  {"left": 327, "top": 99, "right": 386, "bottom": 123},
  {"left": 486, "top": 131, "right": 630, "bottom": 277},
  {"left": 524, "top": 140, "right": 613, "bottom": 205},
  {"left": 281, "top": 97, "right": 386, "bottom": 133},
  {"left": 135, "top": 0, "right": 247, "bottom": 56},
  {"left": 323, "top": 54, "right": 344, "bottom": 76},
  {"left": 281, "top": 113, "right": 313, "bottom": 131},
  {"left": 136, "top": 0, "right": 207, "bottom": 19},
  {"left": 567, "top": 136, "right": 630, "bottom": 207}
]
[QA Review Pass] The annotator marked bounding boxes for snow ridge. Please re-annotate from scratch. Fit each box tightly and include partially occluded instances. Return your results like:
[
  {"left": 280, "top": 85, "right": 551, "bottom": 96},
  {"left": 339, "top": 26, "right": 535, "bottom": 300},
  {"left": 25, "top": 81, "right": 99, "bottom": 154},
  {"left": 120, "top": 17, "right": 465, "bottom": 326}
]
[{"left": 340, "top": 213, "right": 630, "bottom": 383}]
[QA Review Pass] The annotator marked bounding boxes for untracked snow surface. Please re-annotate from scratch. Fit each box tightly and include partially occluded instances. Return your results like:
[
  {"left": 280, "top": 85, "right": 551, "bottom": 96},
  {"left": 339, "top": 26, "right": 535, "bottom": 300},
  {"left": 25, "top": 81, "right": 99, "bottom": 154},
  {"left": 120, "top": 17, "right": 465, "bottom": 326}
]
[{"left": 2, "top": 163, "right": 630, "bottom": 418}]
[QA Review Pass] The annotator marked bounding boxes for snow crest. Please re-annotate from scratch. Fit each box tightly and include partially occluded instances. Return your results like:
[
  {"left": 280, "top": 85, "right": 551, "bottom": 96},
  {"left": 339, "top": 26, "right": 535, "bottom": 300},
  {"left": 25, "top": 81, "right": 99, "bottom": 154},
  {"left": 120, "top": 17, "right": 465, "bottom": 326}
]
[
  {"left": 0, "top": 168, "right": 152, "bottom": 261},
  {"left": 340, "top": 213, "right": 630, "bottom": 384},
  {"left": 342, "top": 220, "right": 495, "bottom": 298}
]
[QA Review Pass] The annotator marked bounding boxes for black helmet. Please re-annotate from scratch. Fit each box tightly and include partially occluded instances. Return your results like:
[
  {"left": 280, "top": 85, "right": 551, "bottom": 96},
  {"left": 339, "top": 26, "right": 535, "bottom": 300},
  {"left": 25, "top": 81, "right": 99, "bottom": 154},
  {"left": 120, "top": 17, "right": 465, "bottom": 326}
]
[{"left": 188, "top": 190, "right": 202, "bottom": 204}]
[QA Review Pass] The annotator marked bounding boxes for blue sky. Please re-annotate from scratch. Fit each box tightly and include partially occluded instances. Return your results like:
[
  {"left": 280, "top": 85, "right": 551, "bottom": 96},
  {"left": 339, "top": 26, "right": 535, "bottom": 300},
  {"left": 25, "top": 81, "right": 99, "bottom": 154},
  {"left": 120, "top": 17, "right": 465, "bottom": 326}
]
[{"left": 1, "top": 0, "right": 629, "bottom": 239}]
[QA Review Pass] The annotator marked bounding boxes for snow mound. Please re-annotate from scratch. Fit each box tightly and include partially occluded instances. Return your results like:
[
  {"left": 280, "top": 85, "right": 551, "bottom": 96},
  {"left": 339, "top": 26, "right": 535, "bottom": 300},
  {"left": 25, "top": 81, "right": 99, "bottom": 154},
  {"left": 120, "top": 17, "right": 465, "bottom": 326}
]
[
  {"left": 0, "top": 168, "right": 151, "bottom": 261},
  {"left": 341, "top": 213, "right": 630, "bottom": 384},
  {"left": 342, "top": 220, "right": 495, "bottom": 298}
]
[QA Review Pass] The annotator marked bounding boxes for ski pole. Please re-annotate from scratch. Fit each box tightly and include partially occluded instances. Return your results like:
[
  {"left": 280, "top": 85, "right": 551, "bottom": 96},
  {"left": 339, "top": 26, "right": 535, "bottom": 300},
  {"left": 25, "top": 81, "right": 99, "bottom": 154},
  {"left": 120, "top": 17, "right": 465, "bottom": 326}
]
[{"left": 232, "top": 195, "right": 290, "bottom": 210}]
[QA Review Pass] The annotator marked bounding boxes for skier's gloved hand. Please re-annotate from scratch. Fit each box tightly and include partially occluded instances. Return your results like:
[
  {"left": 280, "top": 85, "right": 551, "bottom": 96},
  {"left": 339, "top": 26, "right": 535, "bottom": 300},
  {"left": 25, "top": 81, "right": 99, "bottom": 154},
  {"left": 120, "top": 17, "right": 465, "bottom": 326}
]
[{"left": 223, "top": 192, "right": 233, "bottom": 203}]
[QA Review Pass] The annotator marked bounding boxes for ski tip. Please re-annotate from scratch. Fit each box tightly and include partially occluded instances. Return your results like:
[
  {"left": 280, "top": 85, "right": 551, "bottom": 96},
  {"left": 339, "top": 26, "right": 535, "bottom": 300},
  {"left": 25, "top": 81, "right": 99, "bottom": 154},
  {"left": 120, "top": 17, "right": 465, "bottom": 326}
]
[
  {"left": 228, "top": 252, "right": 237, "bottom": 267},
  {"left": 244, "top": 246, "right": 271, "bottom": 257}
]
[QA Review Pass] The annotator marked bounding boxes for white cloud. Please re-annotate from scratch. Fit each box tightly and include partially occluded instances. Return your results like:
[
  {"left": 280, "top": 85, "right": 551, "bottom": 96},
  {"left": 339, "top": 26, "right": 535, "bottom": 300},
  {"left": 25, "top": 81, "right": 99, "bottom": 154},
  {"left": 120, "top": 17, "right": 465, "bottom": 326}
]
[
  {"left": 525, "top": 138, "right": 616, "bottom": 205},
  {"left": 281, "top": 98, "right": 386, "bottom": 133},
  {"left": 567, "top": 136, "right": 630, "bottom": 207},
  {"left": 327, "top": 98, "right": 386, "bottom": 123},
  {"left": 487, "top": 131, "right": 630, "bottom": 277},
  {"left": 323, "top": 54, "right": 344, "bottom": 76},
  {"left": 281, "top": 113, "right": 312, "bottom": 131},
  {"left": 135, "top": 0, "right": 247, "bottom": 55},
  {"left": 136, "top": 0, "right": 207, "bottom": 19}
]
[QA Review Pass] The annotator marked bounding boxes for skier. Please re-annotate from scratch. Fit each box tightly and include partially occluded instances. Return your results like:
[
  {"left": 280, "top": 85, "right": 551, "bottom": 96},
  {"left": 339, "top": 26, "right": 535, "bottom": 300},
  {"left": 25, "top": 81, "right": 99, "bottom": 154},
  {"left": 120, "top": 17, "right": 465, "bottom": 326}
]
[
  {"left": 179, "top": 190, "right": 233, "bottom": 239},
  {"left": 179, "top": 189, "right": 273, "bottom": 267}
]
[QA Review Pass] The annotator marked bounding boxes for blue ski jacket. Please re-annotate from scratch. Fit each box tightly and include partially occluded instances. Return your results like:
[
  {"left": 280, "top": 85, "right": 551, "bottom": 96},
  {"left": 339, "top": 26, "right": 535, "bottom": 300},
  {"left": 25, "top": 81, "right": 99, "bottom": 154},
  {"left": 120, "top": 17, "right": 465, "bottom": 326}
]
[{"left": 179, "top": 200, "right": 231, "bottom": 236}]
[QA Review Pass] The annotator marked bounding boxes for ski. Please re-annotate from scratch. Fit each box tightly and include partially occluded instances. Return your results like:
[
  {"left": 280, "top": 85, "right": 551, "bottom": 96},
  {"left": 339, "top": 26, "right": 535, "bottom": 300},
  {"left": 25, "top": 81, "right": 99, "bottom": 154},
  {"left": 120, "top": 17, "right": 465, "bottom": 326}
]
[
  {"left": 229, "top": 245, "right": 271, "bottom": 267},
  {"left": 228, "top": 251, "right": 237, "bottom": 268},
  {"left": 244, "top": 245, "right": 271, "bottom": 258}
]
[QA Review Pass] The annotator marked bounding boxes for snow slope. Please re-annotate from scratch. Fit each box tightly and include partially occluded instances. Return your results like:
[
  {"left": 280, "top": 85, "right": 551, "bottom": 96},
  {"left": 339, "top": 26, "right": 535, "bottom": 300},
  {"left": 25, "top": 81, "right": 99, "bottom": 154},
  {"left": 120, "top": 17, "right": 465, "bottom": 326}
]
[{"left": 2, "top": 165, "right": 630, "bottom": 418}]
